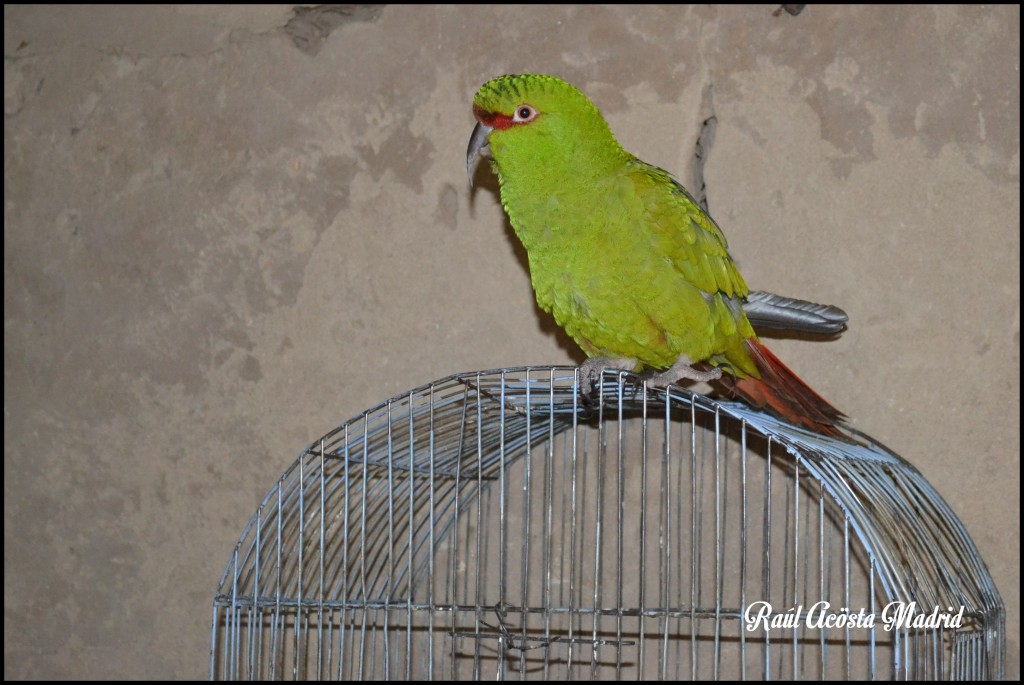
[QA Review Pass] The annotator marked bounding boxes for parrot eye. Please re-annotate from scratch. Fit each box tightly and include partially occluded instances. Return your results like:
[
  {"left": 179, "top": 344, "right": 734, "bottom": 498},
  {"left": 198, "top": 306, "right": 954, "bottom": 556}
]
[{"left": 512, "top": 105, "right": 537, "bottom": 123}]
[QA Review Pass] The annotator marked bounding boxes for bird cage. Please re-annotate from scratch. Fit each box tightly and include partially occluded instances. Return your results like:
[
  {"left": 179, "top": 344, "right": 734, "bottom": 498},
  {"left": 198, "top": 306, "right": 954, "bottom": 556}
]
[{"left": 210, "top": 367, "right": 1004, "bottom": 680}]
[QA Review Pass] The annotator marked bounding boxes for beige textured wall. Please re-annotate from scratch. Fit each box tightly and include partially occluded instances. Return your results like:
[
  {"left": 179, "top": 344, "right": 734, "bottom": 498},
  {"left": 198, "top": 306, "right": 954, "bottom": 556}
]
[{"left": 4, "top": 5, "right": 1018, "bottom": 679}]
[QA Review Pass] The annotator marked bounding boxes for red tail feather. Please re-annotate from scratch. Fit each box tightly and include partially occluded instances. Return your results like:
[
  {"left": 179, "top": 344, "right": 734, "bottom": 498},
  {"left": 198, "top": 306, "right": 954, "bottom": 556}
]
[{"left": 732, "top": 339, "right": 845, "bottom": 437}]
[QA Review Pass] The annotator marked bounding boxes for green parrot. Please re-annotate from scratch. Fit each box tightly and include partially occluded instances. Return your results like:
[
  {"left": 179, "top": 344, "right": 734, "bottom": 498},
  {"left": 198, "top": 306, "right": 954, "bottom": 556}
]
[{"left": 467, "top": 74, "right": 844, "bottom": 436}]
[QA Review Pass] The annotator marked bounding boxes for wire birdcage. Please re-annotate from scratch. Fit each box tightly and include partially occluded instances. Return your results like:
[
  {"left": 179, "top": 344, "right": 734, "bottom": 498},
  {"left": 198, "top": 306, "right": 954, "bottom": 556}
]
[{"left": 210, "top": 366, "right": 1004, "bottom": 680}]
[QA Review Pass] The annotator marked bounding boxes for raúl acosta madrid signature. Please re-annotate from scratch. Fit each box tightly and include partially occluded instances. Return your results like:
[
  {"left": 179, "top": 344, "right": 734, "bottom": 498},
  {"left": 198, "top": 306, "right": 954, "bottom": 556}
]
[{"left": 744, "top": 601, "right": 966, "bottom": 632}]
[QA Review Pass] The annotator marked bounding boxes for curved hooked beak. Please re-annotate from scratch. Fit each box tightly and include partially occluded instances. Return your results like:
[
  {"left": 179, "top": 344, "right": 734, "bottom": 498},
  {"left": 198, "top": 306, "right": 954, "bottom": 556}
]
[{"left": 466, "top": 122, "right": 493, "bottom": 187}]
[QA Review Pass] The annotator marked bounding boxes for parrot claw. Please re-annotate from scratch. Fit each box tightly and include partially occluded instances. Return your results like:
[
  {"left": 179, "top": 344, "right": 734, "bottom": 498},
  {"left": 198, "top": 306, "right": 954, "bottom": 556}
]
[
  {"left": 577, "top": 357, "right": 638, "bottom": 396},
  {"left": 647, "top": 355, "right": 722, "bottom": 388}
]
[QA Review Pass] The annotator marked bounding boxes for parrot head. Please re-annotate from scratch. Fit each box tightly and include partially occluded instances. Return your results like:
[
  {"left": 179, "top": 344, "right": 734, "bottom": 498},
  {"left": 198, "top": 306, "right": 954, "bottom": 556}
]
[{"left": 467, "top": 74, "right": 625, "bottom": 188}]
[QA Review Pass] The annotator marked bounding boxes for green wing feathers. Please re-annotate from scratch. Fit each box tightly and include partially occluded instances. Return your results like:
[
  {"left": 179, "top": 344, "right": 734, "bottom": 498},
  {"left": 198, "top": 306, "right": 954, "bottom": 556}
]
[{"left": 629, "top": 161, "right": 748, "bottom": 300}]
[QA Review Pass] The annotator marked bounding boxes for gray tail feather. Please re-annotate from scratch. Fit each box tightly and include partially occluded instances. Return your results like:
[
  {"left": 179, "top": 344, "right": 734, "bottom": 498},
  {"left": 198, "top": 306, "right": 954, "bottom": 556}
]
[{"left": 743, "top": 291, "right": 848, "bottom": 335}]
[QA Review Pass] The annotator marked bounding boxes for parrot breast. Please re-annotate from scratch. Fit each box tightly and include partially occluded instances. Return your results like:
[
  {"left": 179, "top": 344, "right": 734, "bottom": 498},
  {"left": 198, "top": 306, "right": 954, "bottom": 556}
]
[{"left": 500, "top": 165, "right": 753, "bottom": 374}]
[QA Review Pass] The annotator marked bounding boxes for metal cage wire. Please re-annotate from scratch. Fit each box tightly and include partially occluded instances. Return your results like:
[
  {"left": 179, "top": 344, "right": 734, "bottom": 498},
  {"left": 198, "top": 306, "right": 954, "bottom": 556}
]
[{"left": 210, "top": 367, "right": 1004, "bottom": 680}]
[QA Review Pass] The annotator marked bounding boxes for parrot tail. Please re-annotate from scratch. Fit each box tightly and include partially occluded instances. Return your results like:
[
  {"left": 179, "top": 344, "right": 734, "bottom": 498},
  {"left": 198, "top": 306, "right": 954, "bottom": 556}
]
[{"left": 731, "top": 339, "right": 846, "bottom": 438}]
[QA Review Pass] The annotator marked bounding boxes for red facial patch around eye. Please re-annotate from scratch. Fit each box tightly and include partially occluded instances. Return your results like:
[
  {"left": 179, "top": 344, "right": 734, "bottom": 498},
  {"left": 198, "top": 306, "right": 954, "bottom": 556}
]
[{"left": 473, "top": 104, "right": 537, "bottom": 131}]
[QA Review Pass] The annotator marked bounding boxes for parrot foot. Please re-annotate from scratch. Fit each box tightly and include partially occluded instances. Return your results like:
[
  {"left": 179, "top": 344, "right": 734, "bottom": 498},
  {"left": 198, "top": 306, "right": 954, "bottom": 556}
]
[
  {"left": 577, "top": 357, "right": 638, "bottom": 395},
  {"left": 647, "top": 355, "right": 722, "bottom": 387}
]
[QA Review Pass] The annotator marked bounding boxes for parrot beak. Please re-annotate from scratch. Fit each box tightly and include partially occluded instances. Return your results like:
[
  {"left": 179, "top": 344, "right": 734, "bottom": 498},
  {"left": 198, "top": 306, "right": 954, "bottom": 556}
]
[{"left": 466, "top": 122, "right": 493, "bottom": 187}]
